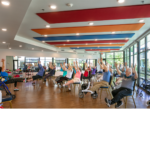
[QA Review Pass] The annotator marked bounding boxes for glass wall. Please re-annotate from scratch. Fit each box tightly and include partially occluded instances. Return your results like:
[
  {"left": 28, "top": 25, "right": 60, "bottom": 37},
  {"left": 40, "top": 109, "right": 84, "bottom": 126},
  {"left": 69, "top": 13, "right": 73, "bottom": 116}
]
[
  {"left": 147, "top": 34, "right": 150, "bottom": 50},
  {"left": 134, "top": 44, "right": 138, "bottom": 72},
  {"left": 126, "top": 49, "right": 129, "bottom": 66},
  {"left": 130, "top": 46, "right": 134, "bottom": 65},
  {"left": 54, "top": 58, "right": 66, "bottom": 71},
  {"left": 40, "top": 57, "right": 52, "bottom": 69}
]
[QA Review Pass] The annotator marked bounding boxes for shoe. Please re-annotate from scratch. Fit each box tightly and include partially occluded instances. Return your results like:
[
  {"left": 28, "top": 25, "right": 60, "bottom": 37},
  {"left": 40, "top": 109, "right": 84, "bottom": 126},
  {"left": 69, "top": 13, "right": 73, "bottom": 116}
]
[
  {"left": 14, "top": 88, "right": 19, "bottom": 91},
  {"left": 115, "top": 101, "right": 123, "bottom": 108},
  {"left": 105, "top": 98, "right": 112, "bottom": 107},
  {"left": 66, "top": 89, "right": 71, "bottom": 92}
]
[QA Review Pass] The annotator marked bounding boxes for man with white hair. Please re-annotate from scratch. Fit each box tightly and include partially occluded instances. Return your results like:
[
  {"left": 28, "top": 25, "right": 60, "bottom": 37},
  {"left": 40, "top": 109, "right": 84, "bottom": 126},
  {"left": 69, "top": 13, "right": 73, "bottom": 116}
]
[{"left": 105, "top": 62, "right": 138, "bottom": 108}]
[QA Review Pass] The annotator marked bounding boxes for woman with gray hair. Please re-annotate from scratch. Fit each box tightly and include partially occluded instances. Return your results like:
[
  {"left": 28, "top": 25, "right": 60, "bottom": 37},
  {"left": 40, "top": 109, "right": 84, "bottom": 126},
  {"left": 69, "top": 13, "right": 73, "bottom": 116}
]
[{"left": 105, "top": 62, "right": 138, "bottom": 108}]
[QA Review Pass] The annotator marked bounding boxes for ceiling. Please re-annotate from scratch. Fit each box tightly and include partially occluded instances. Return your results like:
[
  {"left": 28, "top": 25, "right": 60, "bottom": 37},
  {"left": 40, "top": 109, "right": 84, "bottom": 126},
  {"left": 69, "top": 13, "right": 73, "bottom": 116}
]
[{"left": 1, "top": 0, "right": 150, "bottom": 54}]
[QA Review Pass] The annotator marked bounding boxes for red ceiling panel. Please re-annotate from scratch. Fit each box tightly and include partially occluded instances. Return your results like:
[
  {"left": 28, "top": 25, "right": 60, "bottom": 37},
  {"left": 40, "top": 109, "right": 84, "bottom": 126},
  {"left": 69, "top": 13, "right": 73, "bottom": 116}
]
[{"left": 37, "top": 4, "right": 150, "bottom": 24}]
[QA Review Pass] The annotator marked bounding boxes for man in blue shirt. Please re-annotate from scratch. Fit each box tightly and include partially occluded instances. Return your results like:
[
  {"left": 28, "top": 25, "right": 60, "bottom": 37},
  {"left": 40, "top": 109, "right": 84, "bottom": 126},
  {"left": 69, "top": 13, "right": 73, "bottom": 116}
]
[
  {"left": 28, "top": 61, "right": 45, "bottom": 85},
  {"left": 88, "top": 57, "right": 111, "bottom": 94}
]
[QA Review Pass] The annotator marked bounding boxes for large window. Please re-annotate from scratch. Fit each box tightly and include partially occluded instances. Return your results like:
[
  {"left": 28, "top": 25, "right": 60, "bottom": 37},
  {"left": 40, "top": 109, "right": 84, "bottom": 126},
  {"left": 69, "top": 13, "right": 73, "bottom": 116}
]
[
  {"left": 78, "top": 59, "right": 86, "bottom": 70},
  {"left": 130, "top": 46, "right": 134, "bottom": 65},
  {"left": 147, "top": 34, "right": 150, "bottom": 50},
  {"left": 140, "top": 38, "right": 145, "bottom": 52},
  {"left": 126, "top": 49, "right": 129, "bottom": 66},
  {"left": 18, "top": 56, "right": 25, "bottom": 69},
  {"left": 147, "top": 51, "right": 150, "bottom": 75},
  {"left": 115, "top": 52, "right": 123, "bottom": 66},
  {"left": 106, "top": 53, "right": 114, "bottom": 68},
  {"left": 54, "top": 58, "right": 66, "bottom": 71},
  {"left": 40, "top": 57, "right": 52, "bottom": 69},
  {"left": 134, "top": 44, "right": 138, "bottom": 71}
]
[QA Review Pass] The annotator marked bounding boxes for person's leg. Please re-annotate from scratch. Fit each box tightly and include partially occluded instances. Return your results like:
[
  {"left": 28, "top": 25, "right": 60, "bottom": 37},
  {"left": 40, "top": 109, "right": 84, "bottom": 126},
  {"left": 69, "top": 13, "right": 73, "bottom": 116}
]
[
  {"left": 63, "top": 80, "right": 74, "bottom": 90},
  {"left": 14, "top": 81, "right": 19, "bottom": 91},
  {"left": 110, "top": 89, "right": 132, "bottom": 106},
  {"left": 90, "top": 81, "right": 108, "bottom": 93}
]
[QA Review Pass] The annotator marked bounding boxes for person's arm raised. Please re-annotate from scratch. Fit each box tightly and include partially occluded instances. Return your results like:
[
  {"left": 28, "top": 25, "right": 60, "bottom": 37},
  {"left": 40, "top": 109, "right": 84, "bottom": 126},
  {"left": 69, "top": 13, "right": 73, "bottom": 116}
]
[
  {"left": 133, "top": 64, "right": 138, "bottom": 79},
  {"left": 115, "top": 62, "right": 121, "bottom": 76}
]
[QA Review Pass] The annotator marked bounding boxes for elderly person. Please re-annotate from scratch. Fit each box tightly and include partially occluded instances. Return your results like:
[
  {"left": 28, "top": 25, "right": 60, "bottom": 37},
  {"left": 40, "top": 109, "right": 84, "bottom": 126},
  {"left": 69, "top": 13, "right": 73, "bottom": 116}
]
[
  {"left": 105, "top": 62, "right": 138, "bottom": 108},
  {"left": 87, "top": 57, "right": 111, "bottom": 95}
]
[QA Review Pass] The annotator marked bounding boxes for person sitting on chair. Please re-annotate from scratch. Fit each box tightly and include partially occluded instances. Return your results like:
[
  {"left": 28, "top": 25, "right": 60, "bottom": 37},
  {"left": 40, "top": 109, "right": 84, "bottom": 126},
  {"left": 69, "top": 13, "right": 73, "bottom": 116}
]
[
  {"left": 63, "top": 61, "right": 81, "bottom": 91},
  {"left": 28, "top": 61, "right": 45, "bottom": 85},
  {"left": 105, "top": 62, "right": 138, "bottom": 108},
  {"left": 44, "top": 62, "right": 56, "bottom": 81},
  {"left": 87, "top": 57, "right": 111, "bottom": 95}
]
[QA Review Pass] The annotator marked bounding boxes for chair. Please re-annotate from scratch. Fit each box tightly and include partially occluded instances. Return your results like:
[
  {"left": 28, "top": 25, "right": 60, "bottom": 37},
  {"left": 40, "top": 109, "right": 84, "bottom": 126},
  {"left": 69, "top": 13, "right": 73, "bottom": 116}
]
[
  {"left": 0, "top": 95, "right": 13, "bottom": 108},
  {"left": 100, "top": 76, "right": 114, "bottom": 100},
  {"left": 123, "top": 81, "right": 136, "bottom": 108}
]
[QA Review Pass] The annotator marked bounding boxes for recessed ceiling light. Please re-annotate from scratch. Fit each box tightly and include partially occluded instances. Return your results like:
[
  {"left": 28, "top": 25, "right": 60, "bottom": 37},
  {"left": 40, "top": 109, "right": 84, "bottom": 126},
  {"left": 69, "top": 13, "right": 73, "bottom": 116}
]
[
  {"left": 112, "top": 32, "right": 115, "bottom": 34},
  {"left": 2, "top": 28, "right": 7, "bottom": 31},
  {"left": 9, "top": 47, "right": 11, "bottom": 49},
  {"left": 64, "top": 44, "right": 65, "bottom": 46},
  {"left": 77, "top": 47, "right": 79, "bottom": 48},
  {"left": 139, "top": 19, "right": 144, "bottom": 23},
  {"left": 42, "top": 41, "right": 45, "bottom": 43},
  {"left": 44, "top": 35, "right": 47, "bottom": 37},
  {"left": 126, "top": 38, "right": 128, "bottom": 40},
  {"left": 76, "top": 33, "right": 79, "bottom": 35},
  {"left": 50, "top": 5, "right": 57, "bottom": 9},
  {"left": 46, "top": 25, "right": 50, "bottom": 28},
  {"left": 32, "top": 48, "right": 34, "bottom": 50},
  {"left": 19, "top": 45, "right": 22, "bottom": 47},
  {"left": 59, "top": 47, "right": 61, "bottom": 48},
  {"left": 110, "top": 43, "right": 112, "bottom": 44},
  {"left": 89, "top": 22, "right": 94, "bottom": 25},
  {"left": 2, "top": 41, "right": 6, "bottom": 44},
  {"left": 117, "top": 0, "right": 125, "bottom": 3},
  {"left": 67, "top": 40, "right": 69, "bottom": 42},
  {"left": 86, "top": 43, "right": 88, "bottom": 45},
  {"left": 1, "top": 1, "right": 10, "bottom": 6},
  {"left": 42, "top": 50, "right": 43, "bottom": 52},
  {"left": 95, "top": 39, "right": 97, "bottom": 41}
]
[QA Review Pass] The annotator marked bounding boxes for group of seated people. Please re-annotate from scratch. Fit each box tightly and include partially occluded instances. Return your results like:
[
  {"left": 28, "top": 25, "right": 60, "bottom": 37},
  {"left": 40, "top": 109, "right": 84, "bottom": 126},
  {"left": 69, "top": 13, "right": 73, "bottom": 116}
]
[
  {"left": 83, "top": 57, "right": 138, "bottom": 108},
  {"left": 0, "top": 57, "right": 138, "bottom": 108}
]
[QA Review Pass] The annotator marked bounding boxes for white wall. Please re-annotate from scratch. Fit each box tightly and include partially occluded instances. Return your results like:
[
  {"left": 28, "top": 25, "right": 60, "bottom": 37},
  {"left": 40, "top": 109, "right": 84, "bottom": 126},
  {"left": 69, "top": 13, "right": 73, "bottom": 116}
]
[
  {"left": 0, "top": 49, "right": 100, "bottom": 70},
  {"left": 6, "top": 56, "right": 13, "bottom": 70}
]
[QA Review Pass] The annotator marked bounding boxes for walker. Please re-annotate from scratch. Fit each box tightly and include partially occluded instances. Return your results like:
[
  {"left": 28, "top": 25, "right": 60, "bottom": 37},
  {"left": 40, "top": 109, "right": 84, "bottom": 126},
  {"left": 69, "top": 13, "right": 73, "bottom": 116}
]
[{"left": 79, "top": 81, "right": 98, "bottom": 99}]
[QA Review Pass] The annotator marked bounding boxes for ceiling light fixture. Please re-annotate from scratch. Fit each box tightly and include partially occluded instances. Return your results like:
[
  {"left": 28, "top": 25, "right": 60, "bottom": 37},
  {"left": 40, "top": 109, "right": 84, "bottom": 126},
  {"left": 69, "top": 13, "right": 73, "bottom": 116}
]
[
  {"left": 2, "top": 28, "right": 7, "bottom": 31},
  {"left": 139, "top": 19, "right": 144, "bottom": 23},
  {"left": 19, "top": 45, "right": 22, "bottom": 47},
  {"left": 76, "top": 33, "right": 79, "bottom": 35},
  {"left": 50, "top": 5, "right": 57, "bottom": 9},
  {"left": 66, "top": 3, "right": 73, "bottom": 7},
  {"left": 32, "top": 48, "right": 34, "bottom": 50},
  {"left": 95, "top": 39, "right": 97, "bottom": 41},
  {"left": 126, "top": 38, "right": 128, "bottom": 40},
  {"left": 86, "top": 43, "right": 88, "bottom": 45},
  {"left": 2, "top": 41, "right": 6, "bottom": 44},
  {"left": 64, "top": 44, "right": 66, "bottom": 46},
  {"left": 117, "top": 0, "right": 125, "bottom": 3},
  {"left": 89, "top": 22, "right": 94, "bottom": 25},
  {"left": 42, "top": 41, "right": 45, "bottom": 43},
  {"left": 1, "top": 0, "right": 10, "bottom": 6},
  {"left": 9, "top": 47, "right": 11, "bottom": 49},
  {"left": 46, "top": 25, "right": 50, "bottom": 28},
  {"left": 112, "top": 32, "right": 115, "bottom": 34},
  {"left": 67, "top": 40, "right": 69, "bottom": 42},
  {"left": 77, "top": 47, "right": 79, "bottom": 48},
  {"left": 44, "top": 35, "right": 47, "bottom": 37}
]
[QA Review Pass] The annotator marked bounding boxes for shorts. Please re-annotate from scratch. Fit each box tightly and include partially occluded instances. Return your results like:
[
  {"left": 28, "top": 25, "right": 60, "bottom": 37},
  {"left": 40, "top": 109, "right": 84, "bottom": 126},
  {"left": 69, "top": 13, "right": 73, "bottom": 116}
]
[{"left": 72, "top": 78, "right": 81, "bottom": 83}]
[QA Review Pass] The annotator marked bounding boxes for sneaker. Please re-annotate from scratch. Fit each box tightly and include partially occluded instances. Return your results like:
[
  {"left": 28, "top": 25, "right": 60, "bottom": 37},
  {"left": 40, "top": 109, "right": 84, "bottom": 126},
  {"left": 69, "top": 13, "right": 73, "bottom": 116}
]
[
  {"left": 14, "top": 88, "right": 19, "bottom": 91},
  {"left": 105, "top": 98, "right": 112, "bottom": 107},
  {"left": 115, "top": 101, "right": 123, "bottom": 108}
]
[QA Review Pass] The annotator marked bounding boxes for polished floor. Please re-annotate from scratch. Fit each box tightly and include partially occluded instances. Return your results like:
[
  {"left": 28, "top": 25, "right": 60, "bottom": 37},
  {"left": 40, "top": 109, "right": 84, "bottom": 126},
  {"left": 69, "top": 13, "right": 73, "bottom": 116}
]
[{"left": 2, "top": 79, "right": 150, "bottom": 109}]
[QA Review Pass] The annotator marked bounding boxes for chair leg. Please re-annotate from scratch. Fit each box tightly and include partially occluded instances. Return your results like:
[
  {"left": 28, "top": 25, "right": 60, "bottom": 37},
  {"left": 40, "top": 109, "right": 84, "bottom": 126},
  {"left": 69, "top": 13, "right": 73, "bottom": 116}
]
[
  {"left": 100, "top": 89, "right": 103, "bottom": 100},
  {"left": 108, "top": 88, "right": 113, "bottom": 99},
  {"left": 132, "top": 95, "right": 136, "bottom": 108},
  {"left": 9, "top": 101, "right": 12, "bottom": 108},
  {"left": 125, "top": 97, "right": 128, "bottom": 108}
]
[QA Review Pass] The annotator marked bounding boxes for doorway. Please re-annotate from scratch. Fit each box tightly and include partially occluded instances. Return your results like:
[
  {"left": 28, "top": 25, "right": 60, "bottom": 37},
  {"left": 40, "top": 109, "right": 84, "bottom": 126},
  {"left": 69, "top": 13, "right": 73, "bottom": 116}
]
[{"left": 13, "top": 60, "right": 18, "bottom": 71}]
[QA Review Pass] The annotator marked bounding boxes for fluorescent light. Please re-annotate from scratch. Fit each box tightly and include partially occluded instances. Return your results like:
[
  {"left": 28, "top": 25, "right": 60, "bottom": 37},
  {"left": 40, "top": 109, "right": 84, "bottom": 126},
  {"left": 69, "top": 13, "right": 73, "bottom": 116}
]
[
  {"left": 117, "top": 0, "right": 125, "bottom": 3},
  {"left": 89, "top": 22, "right": 94, "bottom": 25},
  {"left": 2, "top": 41, "right": 6, "bottom": 44},
  {"left": 139, "top": 20, "right": 144, "bottom": 23},
  {"left": 50, "top": 5, "right": 57, "bottom": 9},
  {"left": 1, "top": 1, "right": 10, "bottom": 6},
  {"left": 76, "top": 33, "right": 79, "bottom": 35},
  {"left": 112, "top": 32, "right": 115, "bottom": 34},
  {"left": 44, "top": 35, "right": 47, "bottom": 37},
  {"left": 46, "top": 25, "right": 50, "bottom": 28},
  {"left": 2, "top": 28, "right": 7, "bottom": 31}
]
